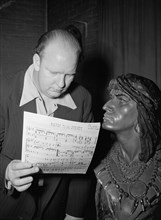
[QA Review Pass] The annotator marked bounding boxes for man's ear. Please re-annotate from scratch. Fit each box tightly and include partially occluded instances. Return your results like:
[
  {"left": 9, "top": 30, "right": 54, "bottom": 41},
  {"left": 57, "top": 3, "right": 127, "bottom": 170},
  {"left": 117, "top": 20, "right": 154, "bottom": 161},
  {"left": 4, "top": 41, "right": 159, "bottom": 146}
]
[{"left": 33, "top": 53, "right": 40, "bottom": 71}]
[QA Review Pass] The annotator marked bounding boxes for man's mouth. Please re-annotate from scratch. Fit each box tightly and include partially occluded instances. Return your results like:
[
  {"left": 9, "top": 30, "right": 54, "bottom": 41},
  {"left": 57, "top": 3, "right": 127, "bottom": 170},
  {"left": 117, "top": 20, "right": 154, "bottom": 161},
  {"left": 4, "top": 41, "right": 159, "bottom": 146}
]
[{"left": 50, "top": 89, "right": 62, "bottom": 93}]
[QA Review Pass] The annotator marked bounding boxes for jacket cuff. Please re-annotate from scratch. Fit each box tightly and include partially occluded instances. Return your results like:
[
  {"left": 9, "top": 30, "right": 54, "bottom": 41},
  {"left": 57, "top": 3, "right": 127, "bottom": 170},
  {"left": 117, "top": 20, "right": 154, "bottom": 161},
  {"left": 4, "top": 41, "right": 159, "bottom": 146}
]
[{"left": 4, "top": 178, "right": 14, "bottom": 196}]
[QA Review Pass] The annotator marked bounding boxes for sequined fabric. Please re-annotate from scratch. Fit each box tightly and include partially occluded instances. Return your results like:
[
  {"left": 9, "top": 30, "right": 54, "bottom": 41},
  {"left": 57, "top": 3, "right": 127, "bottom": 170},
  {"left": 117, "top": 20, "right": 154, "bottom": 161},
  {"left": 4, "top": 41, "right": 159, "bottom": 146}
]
[
  {"left": 95, "top": 144, "right": 161, "bottom": 220},
  {"left": 95, "top": 73, "right": 161, "bottom": 219}
]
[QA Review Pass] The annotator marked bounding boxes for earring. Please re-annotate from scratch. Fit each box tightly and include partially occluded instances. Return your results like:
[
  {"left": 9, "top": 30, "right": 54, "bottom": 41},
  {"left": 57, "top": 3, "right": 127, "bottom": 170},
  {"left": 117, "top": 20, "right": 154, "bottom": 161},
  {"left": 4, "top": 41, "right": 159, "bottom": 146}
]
[{"left": 135, "top": 124, "right": 140, "bottom": 134}]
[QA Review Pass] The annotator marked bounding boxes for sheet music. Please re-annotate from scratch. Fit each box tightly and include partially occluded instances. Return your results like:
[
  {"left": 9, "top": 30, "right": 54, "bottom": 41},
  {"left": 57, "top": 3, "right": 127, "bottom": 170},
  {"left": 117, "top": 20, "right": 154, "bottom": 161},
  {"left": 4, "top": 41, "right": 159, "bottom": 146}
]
[{"left": 21, "top": 111, "right": 100, "bottom": 174}]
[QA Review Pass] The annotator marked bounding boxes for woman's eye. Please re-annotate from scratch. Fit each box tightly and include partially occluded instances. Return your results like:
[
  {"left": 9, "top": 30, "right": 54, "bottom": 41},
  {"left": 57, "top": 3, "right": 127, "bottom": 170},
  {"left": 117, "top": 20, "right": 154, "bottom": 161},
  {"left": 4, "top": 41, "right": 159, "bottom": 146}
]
[
  {"left": 120, "top": 99, "right": 127, "bottom": 104},
  {"left": 118, "top": 96, "right": 129, "bottom": 104}
]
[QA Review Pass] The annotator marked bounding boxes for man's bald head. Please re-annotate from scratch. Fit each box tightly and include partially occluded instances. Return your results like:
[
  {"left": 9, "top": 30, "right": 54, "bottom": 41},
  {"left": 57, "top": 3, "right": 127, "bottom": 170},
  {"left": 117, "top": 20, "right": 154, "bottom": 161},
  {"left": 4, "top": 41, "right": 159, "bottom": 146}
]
[{"left": 35, "top": 29, "right": 81, "bottom": 58}]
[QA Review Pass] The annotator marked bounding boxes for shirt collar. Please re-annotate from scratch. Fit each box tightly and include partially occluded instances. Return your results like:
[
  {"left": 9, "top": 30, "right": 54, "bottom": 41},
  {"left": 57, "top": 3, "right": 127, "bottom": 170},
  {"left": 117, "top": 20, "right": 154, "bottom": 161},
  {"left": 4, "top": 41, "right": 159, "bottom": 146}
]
[{"left": 19, "top": 64, "right": 77, "bottom": 110}]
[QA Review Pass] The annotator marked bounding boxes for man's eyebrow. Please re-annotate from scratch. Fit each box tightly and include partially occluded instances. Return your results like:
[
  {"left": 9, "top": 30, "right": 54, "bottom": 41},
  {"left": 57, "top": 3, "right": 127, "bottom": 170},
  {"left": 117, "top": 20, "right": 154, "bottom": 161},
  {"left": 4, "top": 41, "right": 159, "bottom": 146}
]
[{"left": 67, "top": 72, "right": 76, "bottom": 75}]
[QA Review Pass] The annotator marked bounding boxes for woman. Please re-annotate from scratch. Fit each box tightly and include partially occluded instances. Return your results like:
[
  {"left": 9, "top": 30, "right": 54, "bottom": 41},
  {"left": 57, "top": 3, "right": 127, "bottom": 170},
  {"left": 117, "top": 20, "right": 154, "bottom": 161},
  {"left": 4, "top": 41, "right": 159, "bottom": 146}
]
[{"left": 95, "top": 73, "right": 161, "bottom": 220}]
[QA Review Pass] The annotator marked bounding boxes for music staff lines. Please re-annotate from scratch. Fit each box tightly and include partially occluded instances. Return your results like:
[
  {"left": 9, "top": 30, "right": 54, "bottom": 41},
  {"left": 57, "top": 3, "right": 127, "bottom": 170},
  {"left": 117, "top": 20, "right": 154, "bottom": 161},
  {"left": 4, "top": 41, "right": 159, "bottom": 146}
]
[{"left": 26, "top": 126, "right": 98, "bottom": 146}]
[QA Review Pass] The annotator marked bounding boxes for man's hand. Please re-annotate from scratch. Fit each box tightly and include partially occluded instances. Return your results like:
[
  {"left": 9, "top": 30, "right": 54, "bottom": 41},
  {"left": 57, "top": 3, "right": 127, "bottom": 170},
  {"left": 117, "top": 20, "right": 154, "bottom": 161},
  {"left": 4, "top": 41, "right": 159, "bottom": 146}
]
[
  {"left": 64, "top": 214, "right": 84, "bottom": 220},
  {"left": 5, "top": 160, "right": 39, "bottom": 192}
]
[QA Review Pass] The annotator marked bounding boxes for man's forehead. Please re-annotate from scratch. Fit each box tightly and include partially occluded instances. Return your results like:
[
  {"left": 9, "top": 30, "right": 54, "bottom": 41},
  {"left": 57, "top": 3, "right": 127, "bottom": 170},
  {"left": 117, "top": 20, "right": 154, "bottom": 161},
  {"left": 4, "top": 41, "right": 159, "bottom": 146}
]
[
  {"left": 44, "top": 39, "right": 77, "bottom": 56},
  {"left": 46, "top": 39, "right": 67, "bottom": 50}
]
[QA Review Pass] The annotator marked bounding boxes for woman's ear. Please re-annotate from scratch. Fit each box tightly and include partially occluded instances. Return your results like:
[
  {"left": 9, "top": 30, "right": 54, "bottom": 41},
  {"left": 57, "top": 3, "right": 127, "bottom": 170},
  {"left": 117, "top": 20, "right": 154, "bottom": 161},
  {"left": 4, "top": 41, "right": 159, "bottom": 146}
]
[{"left": 33, "top": 53, "right": 40, "bottom": 71}]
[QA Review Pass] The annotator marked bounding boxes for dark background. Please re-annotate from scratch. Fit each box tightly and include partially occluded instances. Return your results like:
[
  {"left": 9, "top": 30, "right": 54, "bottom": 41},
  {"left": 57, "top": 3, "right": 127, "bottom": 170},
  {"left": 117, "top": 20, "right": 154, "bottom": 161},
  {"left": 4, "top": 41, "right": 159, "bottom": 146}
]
[
  {"left": 0, "top": 0, "right": 161, "bottom": 219},
  {"left": 0, "top": 0, "right": 161, "bottom": 122}
]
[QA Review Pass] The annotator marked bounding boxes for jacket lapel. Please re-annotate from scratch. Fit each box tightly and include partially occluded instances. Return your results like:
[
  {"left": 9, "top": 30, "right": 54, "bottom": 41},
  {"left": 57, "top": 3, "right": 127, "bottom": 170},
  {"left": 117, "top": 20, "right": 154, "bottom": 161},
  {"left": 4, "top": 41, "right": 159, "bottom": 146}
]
[
  {"left": 54, "top": 104, "right": 76, "bottom": 120},
  {"left": 41, "top": 176, "right": 61, "bottom": 211},
  {"left": 12, "top": 74, "right": 61, "bottom": 209}
]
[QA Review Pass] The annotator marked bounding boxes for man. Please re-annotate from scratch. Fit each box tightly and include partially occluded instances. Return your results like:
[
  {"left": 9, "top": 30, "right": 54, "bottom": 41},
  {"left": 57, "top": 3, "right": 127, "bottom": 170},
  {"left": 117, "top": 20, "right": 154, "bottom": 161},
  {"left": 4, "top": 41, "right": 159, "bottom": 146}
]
[{"left": 0, "top": 29, "right": 94, "bottom": 220}]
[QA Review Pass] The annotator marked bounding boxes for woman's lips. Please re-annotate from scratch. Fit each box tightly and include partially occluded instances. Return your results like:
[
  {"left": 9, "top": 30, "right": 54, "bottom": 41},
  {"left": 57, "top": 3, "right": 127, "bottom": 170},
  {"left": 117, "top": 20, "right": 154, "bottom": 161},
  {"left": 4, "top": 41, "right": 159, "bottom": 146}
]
[{"left": 103, "top": 114, "right": 114, "bottom": 123}]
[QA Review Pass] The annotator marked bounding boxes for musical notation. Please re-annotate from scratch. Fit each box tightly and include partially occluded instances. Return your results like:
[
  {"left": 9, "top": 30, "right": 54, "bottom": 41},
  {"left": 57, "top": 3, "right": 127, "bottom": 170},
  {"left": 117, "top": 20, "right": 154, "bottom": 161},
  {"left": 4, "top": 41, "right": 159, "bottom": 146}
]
[{"left": 21, "top": 112, "right": 100, "bottom": 173}]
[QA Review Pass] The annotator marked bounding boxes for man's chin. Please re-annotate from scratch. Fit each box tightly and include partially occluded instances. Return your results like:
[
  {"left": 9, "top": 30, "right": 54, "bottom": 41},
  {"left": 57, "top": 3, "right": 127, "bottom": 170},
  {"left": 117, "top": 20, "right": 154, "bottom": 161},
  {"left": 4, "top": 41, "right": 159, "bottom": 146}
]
[{"left": 47, "top": 91, "right": 62, "bottom": 99}]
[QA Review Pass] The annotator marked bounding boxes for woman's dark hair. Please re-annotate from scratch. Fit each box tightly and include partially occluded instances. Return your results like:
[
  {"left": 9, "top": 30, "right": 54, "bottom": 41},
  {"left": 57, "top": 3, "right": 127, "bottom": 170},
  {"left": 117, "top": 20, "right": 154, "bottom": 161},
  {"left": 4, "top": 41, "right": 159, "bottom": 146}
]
[{"left": 109, "top": 73, "right": 161, "bottom": 162}]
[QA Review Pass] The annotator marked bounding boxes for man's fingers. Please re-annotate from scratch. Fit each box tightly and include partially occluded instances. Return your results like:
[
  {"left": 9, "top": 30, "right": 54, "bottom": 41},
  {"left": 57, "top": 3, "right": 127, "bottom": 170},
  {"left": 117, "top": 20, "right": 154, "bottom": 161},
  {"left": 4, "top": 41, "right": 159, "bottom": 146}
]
[
  {"left": 10, "top": 166, "right": 39, "bottom": 180},
  {"left": 15, "top": 183, "right": 32, "bottom": 192},
  {"left": 6, "top": 160, "right": 40, "bottom": 192},
  {"left": 11, "top": 160, "right": 33, "bottom": 170},
  {"left": 12, "top": 176, "right": 33, "bottom": 187}
]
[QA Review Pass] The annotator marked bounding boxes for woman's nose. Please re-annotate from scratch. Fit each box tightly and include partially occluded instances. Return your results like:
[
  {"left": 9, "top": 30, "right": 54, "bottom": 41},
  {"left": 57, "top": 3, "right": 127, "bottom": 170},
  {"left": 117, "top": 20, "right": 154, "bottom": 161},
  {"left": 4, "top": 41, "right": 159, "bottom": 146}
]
[
  {"left": 102, "top": 102, "right": 107, "bottom": 110},
  {"left": 103, "top": 101, "right": 109, "bottom": 110},
  {"left": 103, "top": 99, "right": 115, "bottom": 110}
]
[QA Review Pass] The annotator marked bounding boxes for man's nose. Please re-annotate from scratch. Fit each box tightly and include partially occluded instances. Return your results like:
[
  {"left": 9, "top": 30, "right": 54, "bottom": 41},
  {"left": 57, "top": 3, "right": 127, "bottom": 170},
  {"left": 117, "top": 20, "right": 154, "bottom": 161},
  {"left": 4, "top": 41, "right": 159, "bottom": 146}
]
[{"left": 58, "top": 74, "right": 65, "bottom": 88}]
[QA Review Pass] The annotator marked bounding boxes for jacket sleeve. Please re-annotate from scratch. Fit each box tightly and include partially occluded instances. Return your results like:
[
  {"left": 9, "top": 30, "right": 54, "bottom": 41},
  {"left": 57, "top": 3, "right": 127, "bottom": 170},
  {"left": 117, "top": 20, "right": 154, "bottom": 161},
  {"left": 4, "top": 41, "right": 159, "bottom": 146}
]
[
  {"left": 82, "top": 87, "right": 94, "bottom": 123},
  {"left": 0, "top": 77, "right": 12, "bottom": 191},
  {"left": 71, "top": 84, "right": 94, "bottom": 123},
  {"left": 65, "top": 85, "right": 95, "bottom": 218},
  {"left": 66, "top": 174, "right": 92, "bottom": 218}
]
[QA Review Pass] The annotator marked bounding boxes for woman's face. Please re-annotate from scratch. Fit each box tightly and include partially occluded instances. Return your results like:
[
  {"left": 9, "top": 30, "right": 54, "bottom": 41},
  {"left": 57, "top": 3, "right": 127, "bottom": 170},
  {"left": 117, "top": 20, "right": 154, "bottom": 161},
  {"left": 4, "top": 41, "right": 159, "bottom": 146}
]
[{"left": 102, "top": 88, "right": 138, "bottom": 132}]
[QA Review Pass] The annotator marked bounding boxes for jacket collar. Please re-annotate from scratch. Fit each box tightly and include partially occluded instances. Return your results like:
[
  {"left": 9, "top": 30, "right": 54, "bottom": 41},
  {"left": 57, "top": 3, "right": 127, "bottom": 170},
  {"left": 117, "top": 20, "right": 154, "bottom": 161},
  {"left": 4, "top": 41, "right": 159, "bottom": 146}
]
[{"left": 19, "top": 64, "right": 77, "bottom": 110}]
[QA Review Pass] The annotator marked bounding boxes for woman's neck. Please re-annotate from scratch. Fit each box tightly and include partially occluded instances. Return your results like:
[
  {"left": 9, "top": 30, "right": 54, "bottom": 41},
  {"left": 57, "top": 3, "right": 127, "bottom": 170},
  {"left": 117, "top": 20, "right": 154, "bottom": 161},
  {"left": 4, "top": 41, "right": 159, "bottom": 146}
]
[{"left": 116, "top": 130, "right": 141, "bottom": 163}]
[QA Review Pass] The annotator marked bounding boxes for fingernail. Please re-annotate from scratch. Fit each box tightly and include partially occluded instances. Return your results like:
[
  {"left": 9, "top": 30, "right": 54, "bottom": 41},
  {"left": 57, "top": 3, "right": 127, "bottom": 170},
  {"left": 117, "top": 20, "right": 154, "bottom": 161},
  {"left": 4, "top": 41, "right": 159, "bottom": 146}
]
[{"left": 35, "top": 167, "right": 39, "bottom": 172}]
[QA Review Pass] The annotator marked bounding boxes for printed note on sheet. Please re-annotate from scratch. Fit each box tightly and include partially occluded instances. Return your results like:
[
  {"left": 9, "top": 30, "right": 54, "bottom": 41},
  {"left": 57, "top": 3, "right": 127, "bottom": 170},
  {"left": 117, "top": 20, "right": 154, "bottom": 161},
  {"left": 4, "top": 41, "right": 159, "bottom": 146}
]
[{"left": 21, "top": 111, "right": 100, "bottom": 173}]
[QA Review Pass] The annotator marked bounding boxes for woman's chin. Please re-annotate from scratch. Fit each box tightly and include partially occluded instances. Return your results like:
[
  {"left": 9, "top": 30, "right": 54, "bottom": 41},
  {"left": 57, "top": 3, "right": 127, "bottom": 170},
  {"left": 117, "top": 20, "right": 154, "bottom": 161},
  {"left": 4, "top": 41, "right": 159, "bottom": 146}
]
[{"left": 102, "top": 122, "right": 114, "bottom": 130}]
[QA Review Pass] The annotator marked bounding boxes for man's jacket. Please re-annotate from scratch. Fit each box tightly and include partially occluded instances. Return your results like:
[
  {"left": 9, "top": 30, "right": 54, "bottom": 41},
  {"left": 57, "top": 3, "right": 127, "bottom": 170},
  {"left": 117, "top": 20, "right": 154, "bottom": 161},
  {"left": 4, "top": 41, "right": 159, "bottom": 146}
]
[{"left": 0, "top": 71, "right": 93, "bottom": 220}]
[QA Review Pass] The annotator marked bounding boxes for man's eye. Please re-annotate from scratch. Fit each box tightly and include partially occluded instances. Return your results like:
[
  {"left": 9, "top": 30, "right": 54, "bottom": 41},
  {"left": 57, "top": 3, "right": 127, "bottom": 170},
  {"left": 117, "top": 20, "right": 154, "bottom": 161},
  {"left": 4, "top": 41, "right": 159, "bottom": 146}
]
[
  {"left": 66, "top": 74, "right": 75, "bottom": 79},
  {"left": 51, "top": 72, "right": 58, "bottom": 75}
]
